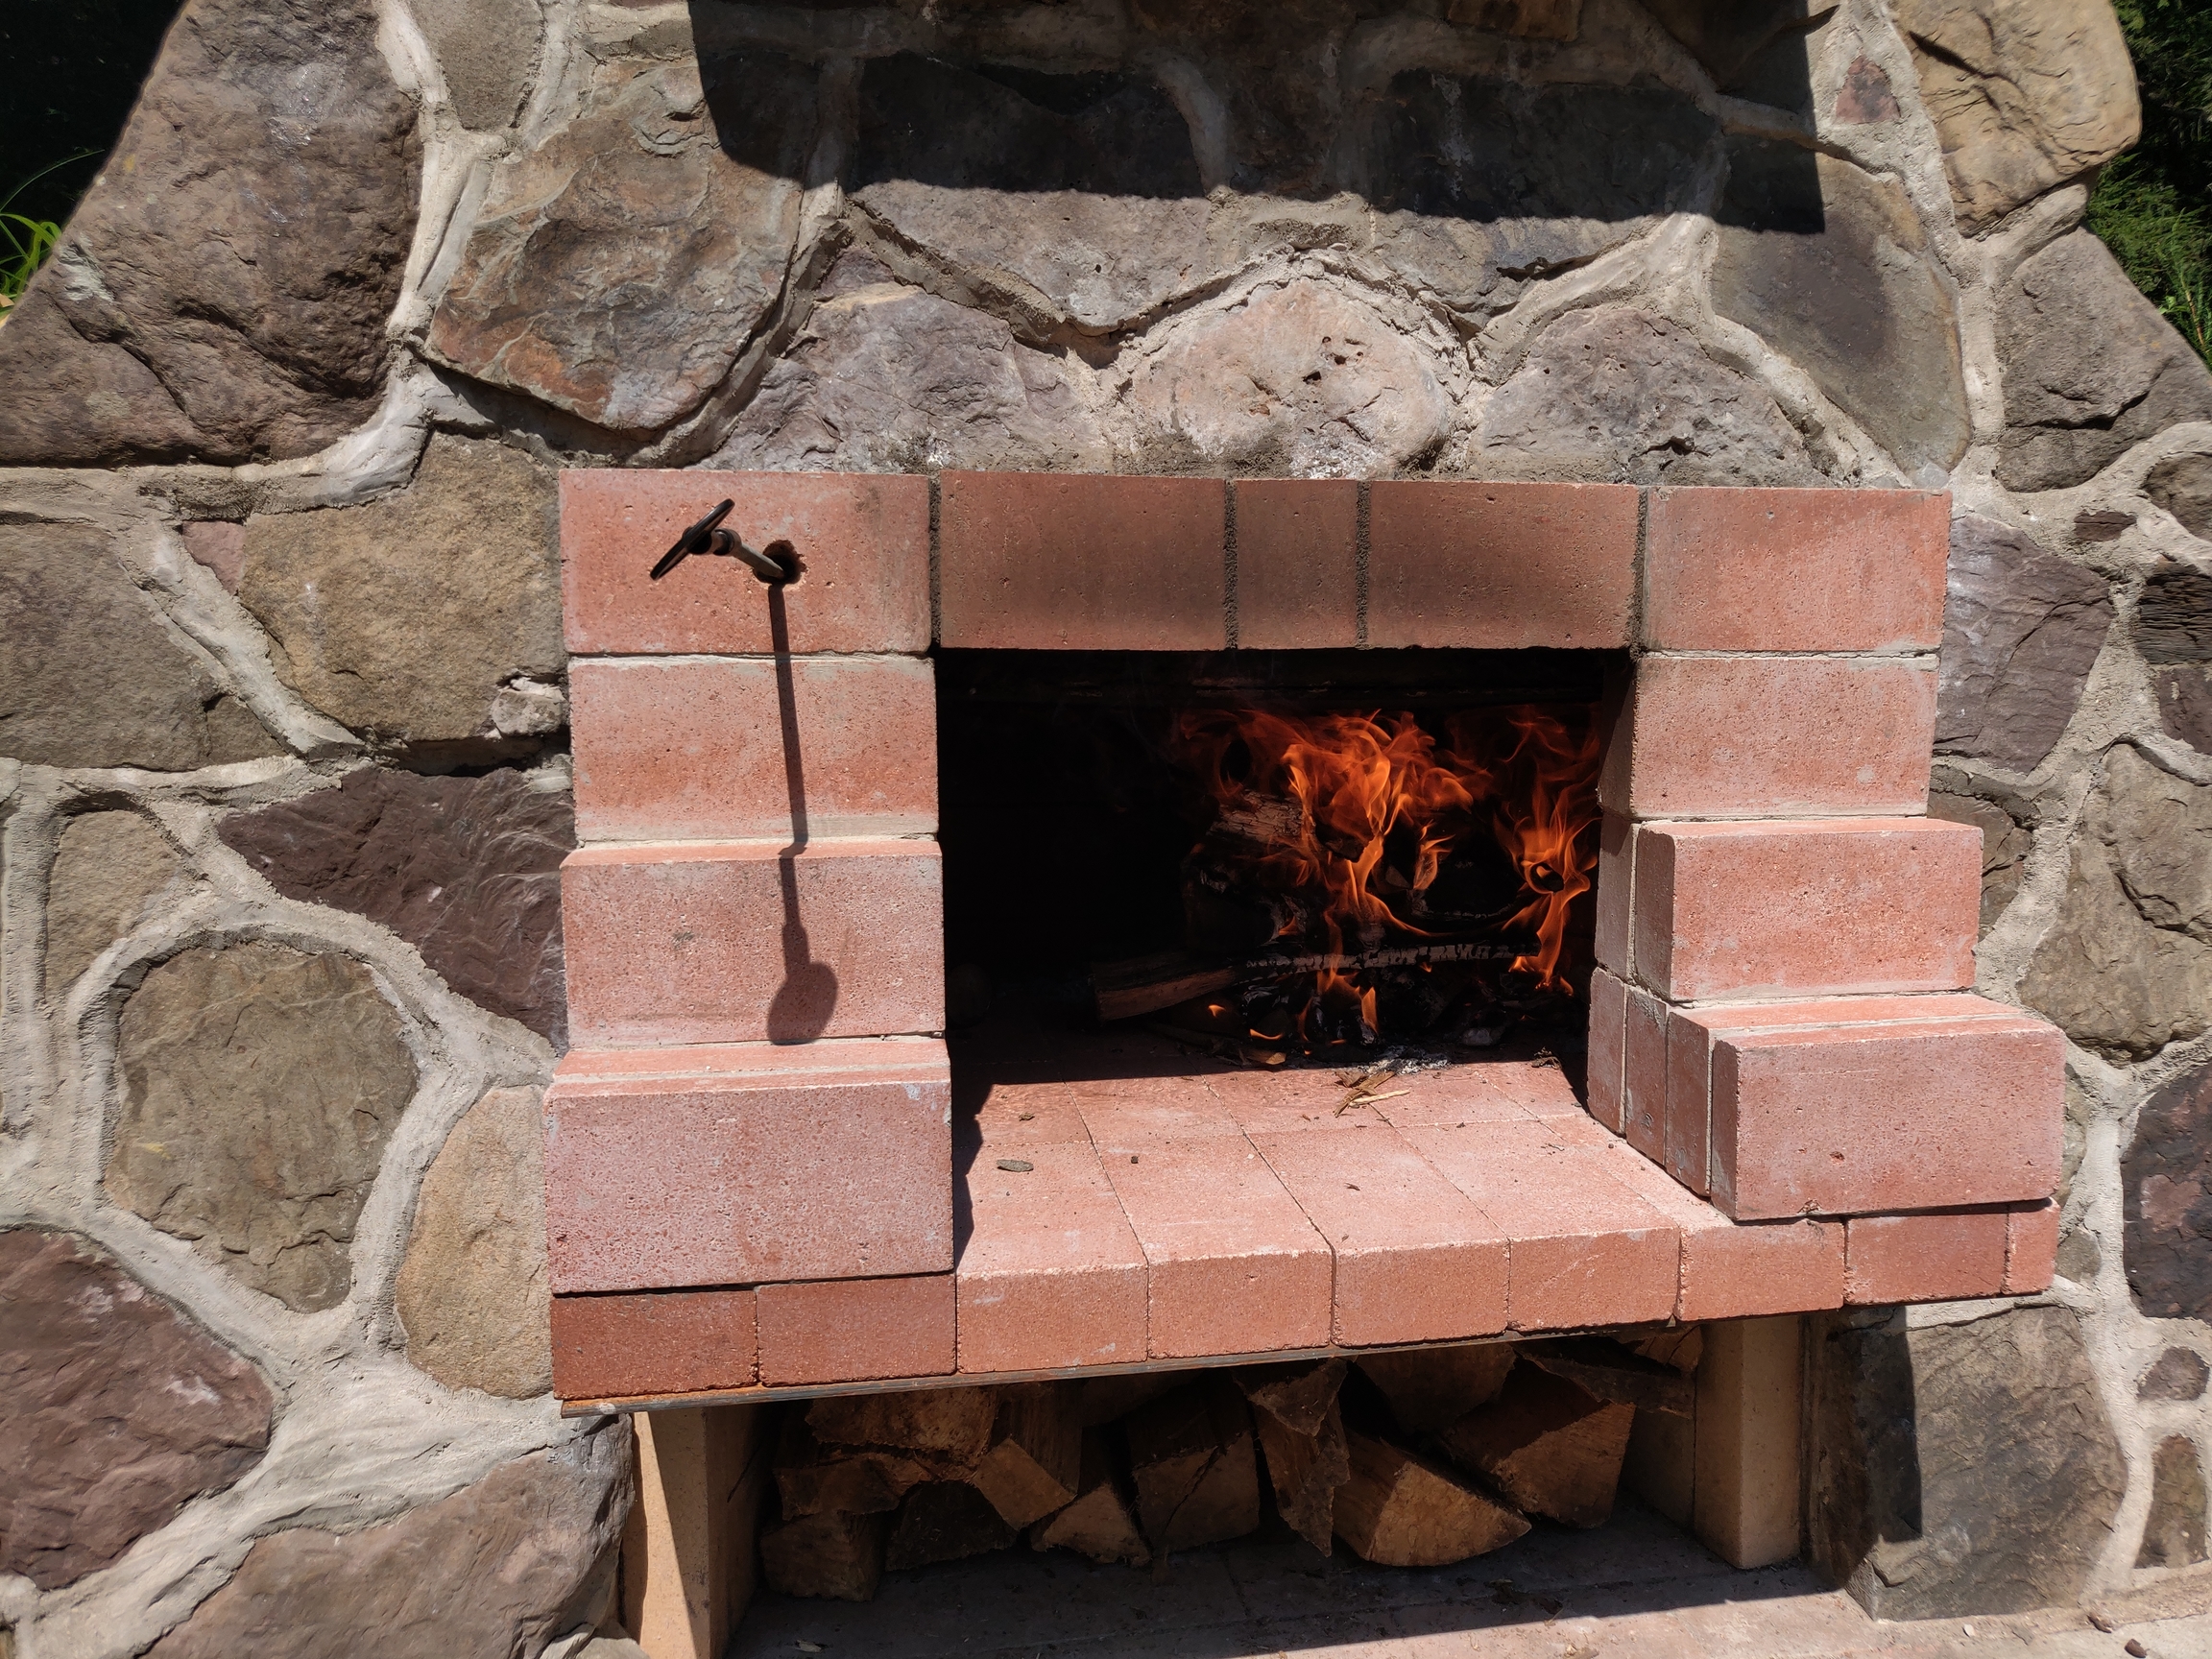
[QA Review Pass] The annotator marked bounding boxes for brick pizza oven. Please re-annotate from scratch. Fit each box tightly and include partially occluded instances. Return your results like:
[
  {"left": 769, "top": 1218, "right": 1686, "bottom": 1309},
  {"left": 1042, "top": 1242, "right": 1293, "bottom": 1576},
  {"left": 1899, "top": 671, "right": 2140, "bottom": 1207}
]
[{"left": 540, "top": 470, "right": 2064, "bottom": 1424}]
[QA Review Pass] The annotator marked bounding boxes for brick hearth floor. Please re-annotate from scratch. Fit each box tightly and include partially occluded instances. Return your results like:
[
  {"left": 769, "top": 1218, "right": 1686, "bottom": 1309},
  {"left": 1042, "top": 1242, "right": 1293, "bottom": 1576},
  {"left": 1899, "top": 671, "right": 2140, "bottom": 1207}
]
[{"left": 725, "top": 1500, "right": 2212, "bottom": 1659}]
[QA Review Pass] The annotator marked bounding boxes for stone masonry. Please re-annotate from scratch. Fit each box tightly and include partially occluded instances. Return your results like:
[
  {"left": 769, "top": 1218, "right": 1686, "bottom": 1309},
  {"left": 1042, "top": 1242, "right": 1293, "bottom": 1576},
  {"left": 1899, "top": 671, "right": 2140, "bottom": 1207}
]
[{"left": 0, "top": 0, "right": 2209, "bottom": 1651}]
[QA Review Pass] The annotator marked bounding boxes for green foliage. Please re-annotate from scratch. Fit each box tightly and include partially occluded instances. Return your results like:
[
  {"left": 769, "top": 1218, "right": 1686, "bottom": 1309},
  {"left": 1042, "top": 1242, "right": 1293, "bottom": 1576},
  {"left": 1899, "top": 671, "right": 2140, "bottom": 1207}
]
[
  {"left": 0, "top": 153, "right": 96, "bottom": 320},
  {"left": 2089, "top": 0, "right": 2212, "bottom": 366}
]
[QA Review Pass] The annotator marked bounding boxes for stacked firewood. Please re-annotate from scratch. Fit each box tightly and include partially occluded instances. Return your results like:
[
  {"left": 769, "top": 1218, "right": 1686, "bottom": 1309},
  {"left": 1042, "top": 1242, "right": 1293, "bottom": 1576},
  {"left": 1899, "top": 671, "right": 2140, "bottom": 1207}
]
[{"left": 759, "top": 1330, "right": 1701, "bottom": 1599}]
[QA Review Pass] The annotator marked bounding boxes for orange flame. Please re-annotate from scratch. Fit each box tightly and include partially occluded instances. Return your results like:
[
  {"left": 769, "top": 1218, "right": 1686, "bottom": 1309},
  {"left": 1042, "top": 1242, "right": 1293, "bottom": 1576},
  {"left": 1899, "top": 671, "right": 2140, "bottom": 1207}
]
[{"left": 1446, "top": 709, "right": 1603, "bottom": 986}]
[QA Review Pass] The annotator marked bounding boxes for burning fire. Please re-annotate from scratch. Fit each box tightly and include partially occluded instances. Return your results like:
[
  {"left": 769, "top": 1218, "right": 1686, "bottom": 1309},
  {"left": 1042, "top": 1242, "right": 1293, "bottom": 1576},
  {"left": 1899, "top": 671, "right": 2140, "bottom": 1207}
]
[{"left": 1168, "top": 704, "right": 1600, "bottom": 1047}]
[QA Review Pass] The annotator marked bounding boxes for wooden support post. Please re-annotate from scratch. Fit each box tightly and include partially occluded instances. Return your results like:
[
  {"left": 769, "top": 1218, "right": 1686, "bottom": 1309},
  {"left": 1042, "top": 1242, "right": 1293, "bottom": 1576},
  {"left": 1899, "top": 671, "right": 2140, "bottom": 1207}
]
[
  {"left": 622, "top": 1406, "right": 768, "bottom": 1658},
  {"left": 1692, "top": 1315, "right": 1803, "bottom": 1569}
]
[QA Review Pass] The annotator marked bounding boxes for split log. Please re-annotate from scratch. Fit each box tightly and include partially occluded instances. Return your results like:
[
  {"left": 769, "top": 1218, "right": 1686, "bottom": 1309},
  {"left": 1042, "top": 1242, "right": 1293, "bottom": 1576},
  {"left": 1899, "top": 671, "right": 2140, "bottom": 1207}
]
[
  {"left": 1333, "top": 1431, "right": 1529, "bottom": 1567},
  {"left": 760, "top": 1510, "right": 888, "bottom": 1601},
  {"left": 970, "top": 1382, "right": 1082, "bottom": 1528},
  {"left": 774, "top": 1413, "right": 934, "bottom": 1518},
  {"left": 1356, "top": 1343, "right": 1516, "bottom": 1433},
  {"left": 1030, "top": 1430, "right": 1150, "bottom": 1568},
  {"left": 1254, "top": 1395, "right": 1350, "bottom": 1555},
  {"left": 1437, "top": 1365, "right": 1635, "bottom": 1528},
  {"left": 1125, "top": 1378, "right": 1262, "bottom": 1552},
  {"left": 1092, "top": 941, "right": 1519, "bottom": 1022},
  {"left": 807, "top": 1386, "right": 998, "bottom": 1471},
  {"left": 1625, "top": 1326, "right": 1704, "bottom": 1375},
  {"left": 1236, "top": 1357, "right": 1348, "bottom": 1436},
  {"left": 882, "top": 1481, "right": 1019, "bottom": 1572},
  {"left": 1519, "top": 1336, "right": 1694, "bottom": 1417},
  {"left": 1076, "top": 1373, "right": 1179, "bottom": 1428}
]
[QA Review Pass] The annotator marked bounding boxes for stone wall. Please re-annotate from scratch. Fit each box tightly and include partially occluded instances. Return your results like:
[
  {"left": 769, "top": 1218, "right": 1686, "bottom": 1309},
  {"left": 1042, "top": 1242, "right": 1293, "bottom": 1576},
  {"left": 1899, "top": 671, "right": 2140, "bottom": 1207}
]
[{"left": 2, "top": 0, "right": 2210, "bottom": 1650}]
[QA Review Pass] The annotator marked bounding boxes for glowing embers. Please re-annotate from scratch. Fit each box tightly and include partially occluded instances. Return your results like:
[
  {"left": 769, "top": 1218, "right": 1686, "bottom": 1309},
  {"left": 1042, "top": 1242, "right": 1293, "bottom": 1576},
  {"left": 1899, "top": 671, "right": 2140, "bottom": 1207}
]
[{"left": 1093, "top": 705, "right": 1601, "bottom": 1057}]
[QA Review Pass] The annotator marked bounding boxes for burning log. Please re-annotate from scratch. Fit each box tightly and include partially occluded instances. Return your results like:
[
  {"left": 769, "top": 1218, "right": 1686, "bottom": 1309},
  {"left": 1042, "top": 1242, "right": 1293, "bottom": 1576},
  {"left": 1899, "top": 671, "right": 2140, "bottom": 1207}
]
[
  {"left": 969, "top": 1383, "right": 1083, "bottom": 1527},
  {"left": 1436, "top": 1365, "right": 1635, "bottom": 1528},
  {"left": 1030, "top": 1430, "right": 1150, "bottom": 1568},
  {"left": 1355, "top": 1344, "right": 1517, "bottom": 1434},
  {"left": 1092, "top": 940, "right": 1522, "bottom": 1023},
  {"left": 1126, "top": 1378, "right": 1262, "bottom": 1553},
  {"left": 1519, "top": 1336, "right": 1694, "bottom": 1418},
  {"left": 1333, "top": 1431, "right": 1529, "bottom": 1567},
  {"left": 760, "top": 1509, "right": 888, "bottom": 1601},
  {"left": 883, "top": 1481, "right": 1019, "bottom": 1571}
]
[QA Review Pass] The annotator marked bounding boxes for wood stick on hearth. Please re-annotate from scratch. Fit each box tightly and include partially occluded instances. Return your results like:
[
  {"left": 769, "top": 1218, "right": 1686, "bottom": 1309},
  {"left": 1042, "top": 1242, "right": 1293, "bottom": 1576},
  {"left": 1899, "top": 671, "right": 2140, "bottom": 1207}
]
[
  {"left": 1436, "top": 1365, "right": 1636, "bottom": 1528},
  {"left": 1092, "top": 940, "right": 1521, "bottom": 1022},
  {"left": 1333, "top": 1431, "right": 1529, "bottom": 1567}
]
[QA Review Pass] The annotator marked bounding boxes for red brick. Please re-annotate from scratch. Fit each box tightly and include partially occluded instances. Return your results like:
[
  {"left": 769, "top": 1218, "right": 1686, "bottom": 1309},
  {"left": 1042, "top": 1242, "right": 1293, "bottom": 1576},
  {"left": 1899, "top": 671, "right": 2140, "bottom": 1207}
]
[
  {"left": 964, "top": 1079, "right": 1089, "bottom": 1147},
  {"left": 956, "top": 1137, "right": 1148, "bottom": 1374},
  {"left": 1405, "top": 1120, "right": 1679, "bottom": 1332},
  {"left": 1204, "top": 1066, "right": 1377, "bottom": 1137},
  {"left": 1366, "top": 1059, "right": 1575, "bottom": 1127},
  {"left": 755, "top": 1274, "right": 955, "bottom": 1384},
  {"left": 1843, "top": 1211, "right": 2008, "bottom": 1305},
  {"left": 1630, "top": 818, "right": 1980, "bottom": 1001},
  {"left": 550, "top": 1289, "right": 757, "bottom": 1401},
  {"left": 542, "top": 1038, "right": 951, "bottom": 1293},
  {"left": 1604, "top": 656, "right": 1937, "bottom": 820},
  {"left": 1595, "top": 812, "right": 1632, "bottom": 975},
  {"left": 1070, "top": 1075, "right": 1243, "bottom": 1143},
  {"left": 1251, "top": 1125, "right": 1508, "bottom": 1346},
  {"left": 1366, "top": 481, "right": 1637, "bottom": 648},
  {"left": 1643, "top": 487, "right": 1949, "bottom": 652},
  {"left": 1233, "top": 478, "right": 1358, "bottom": 648},
  {"left": 1586, "top": 966, "right": 1629, "bottom": 1134},
  {"left": 938, "top": 472, "right": 1225, "bottom": 649},
  {"left": 561, "top": 470, "right": 928, "bottom": 656},
  {"left": 1094, "top": 1131, "right": 1332, "bottom": 1358},
  {"left": 1623, "top": 985, "right": 1669, "bottom": 1163},
  {"left": 2005, "top": 1199, "right": 2061, "bottom": 1293},
  {"left": 561, "top": 838, "right": 942, "bottom": 1046},
  {"left": 570, "top": 655, "right": 937, "bottom": 844},
  {"left": 1710, "top": 1004, "right": 2064, "bottom": 1219}
]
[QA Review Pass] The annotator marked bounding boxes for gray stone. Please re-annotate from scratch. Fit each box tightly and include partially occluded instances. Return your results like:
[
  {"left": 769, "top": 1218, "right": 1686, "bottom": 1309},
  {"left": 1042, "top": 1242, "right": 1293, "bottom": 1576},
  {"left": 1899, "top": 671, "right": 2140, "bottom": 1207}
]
[
  {"left": 108, "top": 942, "right": 421, "bottom": 1311},
  {"left": 217, "top": 766, "right": 572, "bottom": 1043},
  {"left": 44, "top": 811, "right": 182, "bottom": 998},
  {"left": 1996, "top": 233, "right": 2212, "bottom": 493},
  {"left": 1892, "top": 0, "right": 2141, "bottom": 233},
  {"left": 2124, "top": 1056, "right": 2212, "bottom": 1322},
  {"left": 1130, "top": 279, "right": 1452, "bottom": 475},
  {"left": 1808, "top": 1305, "right": 2126, "bottom": 1619},
  {"left": 0, "top": 0, "right": 420, "bottom": 465},
  {"left": 1925, "top": 791, "right": 2028, "bottom": 936},
  {"left": 1, "top": 522, "right": 279, "bottom": 770},
  {"left": 144, "top": 1425, "right": 632, "bottom": 1659},
  {"left": 0, "top": 1228, "right": 274, "bottom": 1590},
  {"left": 2136, "top": 565, "right": 2212, "bottom": 663},
  {"left": 1355, "top": 75, "right": 1716, "bottom": 315},
  {"left": 1642, "top": 0, "right": 1833, "bottom": 99},
  {"left": 1713, "top": 139, "right": 1970, "bottom": 475},
  {"left": 1472, "top": 305, "right": 1820, "bottom": 485},
  {"left": 415, "top": 0, "right": 542, "bottom": 131},
  {"left": 2148, "top": 453, "right": 2212, "bottom": 542},
  {"left": 2055, "top": 1225, "right": 2102, "bottom": 1286},
  {"left": 2137, "top": 1435, "right": 2208, "bottom": 1568},
  {"left": 711, "top": 266, "right": 1109, "bottom": 473},
  {"left": 2139, "top": 1348, "right": 2210, "bottom": 1403},
  {"left": 397, "top": 1087, "right": 554, "bottom": 1399},
  {"left": 2021, "top": 747, "right": 2212, "bottom": 1060},
  {"left": 426, "top": 52, "right": 814, "bottom": 434},
  {"left": 1935, "top": 515, "right": 2112, "bottom": 771},
  {"left": 237, "top": 438, "right": 562, "bottom": 756}
]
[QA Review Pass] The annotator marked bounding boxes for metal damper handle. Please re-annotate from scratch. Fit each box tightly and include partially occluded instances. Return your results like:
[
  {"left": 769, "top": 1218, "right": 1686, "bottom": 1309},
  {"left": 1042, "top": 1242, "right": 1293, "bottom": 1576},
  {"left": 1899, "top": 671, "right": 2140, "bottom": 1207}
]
[{"left": 649, "top": 498, "right": 796, "bottom": 583}]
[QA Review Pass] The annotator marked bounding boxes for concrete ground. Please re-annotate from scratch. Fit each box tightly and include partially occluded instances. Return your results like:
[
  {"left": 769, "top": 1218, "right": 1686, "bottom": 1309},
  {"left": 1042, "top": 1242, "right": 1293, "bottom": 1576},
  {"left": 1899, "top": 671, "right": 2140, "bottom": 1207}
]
[{"left": 728, "top": 1501, "right": 2212, "bottom": 1659}]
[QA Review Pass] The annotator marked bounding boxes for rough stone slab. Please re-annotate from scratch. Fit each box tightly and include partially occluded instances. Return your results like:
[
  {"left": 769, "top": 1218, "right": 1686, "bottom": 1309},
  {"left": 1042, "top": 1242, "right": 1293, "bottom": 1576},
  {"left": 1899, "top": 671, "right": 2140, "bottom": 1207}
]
[
  {"left": 2137, "top": 1434, "right": 2207, "bottom": 1568},
  {"left": 396, "top": 1087, "right": 554, "bottom": 1399},
  {"left": 1936, "top": 515, "right": 2112, "bottom": 771},
  {"left": 218, "top": 764, "right": 571, "bottom": 1043},
  {"left": 2124, "top": 1056, "right": 2212, "bottom": 1323},
  {"left": 0, "top": 1228, "right": 274, "bottom": 1590},
  {"left": 412, "top": 0, "right": 542, "bottom": 132},
  {"left": 1996, "top": 232, "right": 2212, "bottom": 493},
  {"left": 0, "top": 0, "right": 419, "bottom": 465},
  {"left": 43, "top": 811, "right": 182, "bottom": 998},
  {"left": 108, "top": 942, "right": 421, "bottom": 1310},
  {"left": 1713, "top": 140, "right": 1969, "bottom": 475},
  {"left": 1925, "top": 791, "right": 2029, "bottom": 937},
  {"left": 426, "top": 52, "right": 815, "bottom": 433},
  {"left": 1, "top": 521, "right": 279, "bottom": 770},
  {"left": 2148, "top": 453, "right": 2212, "bottom": 543},
  {"left": 142, "top": 1425, "right": 631, "bottom": 1658}
]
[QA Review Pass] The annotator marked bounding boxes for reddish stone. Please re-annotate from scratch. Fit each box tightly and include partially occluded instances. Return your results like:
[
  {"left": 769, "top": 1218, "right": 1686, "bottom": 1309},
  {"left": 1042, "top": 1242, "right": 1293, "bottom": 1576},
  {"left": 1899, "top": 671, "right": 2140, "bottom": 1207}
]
[
  {"left": 561, "top": 470, "right": 929, "bottom": 656},
  {"left": 756, "top": 1275, "right": 955, "bottom": 1384},
  {"left": 2005, "top": 1199, "right": 2061, "bottom": 1293},
  {"left": 549, "top": 1289, "right": 757, "bottom": 1400},
  {"left": 1586, "top": 966, "right": 1629, "bottom": 1134},
  {"left": 1629, "top": 817, "right": 1980, "bottom": 1001},
  {"left": 1843, "top": 1210, "right": 2010, "bottom": 1304},
  {"left": 1605, "top": 656, "right": 1938, "bottom": 819},
  {"left": 938, "top": 472, "right": 1226, "bottom": 649},
  {"left": 1594, "top": 811, "right": 1632, "bottom": 975},
  {"left": 1366, "top": 480, "right": 1637, "bottom": 648},
  {"left": 1233, "top": 478, "right": 1358, "bottom": 648},
  {"left": 560, "top": 838, "right": 943, "bottom": 1046},
  {"left": 569, "top": 655, "right": 938, "bottom": 843},
  {"left": 1643, "top": 487, "right": 1949, "bottom": 652},
  {"left": 1623, "top": 985, "right": 1670, "bottom": 1162},
  {"left": 542, "top": 1038, "right": 952, "bottom": 1292},
  {"left": 1251, "top": 1125, "right": 1508, "bottom": 1346}
]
